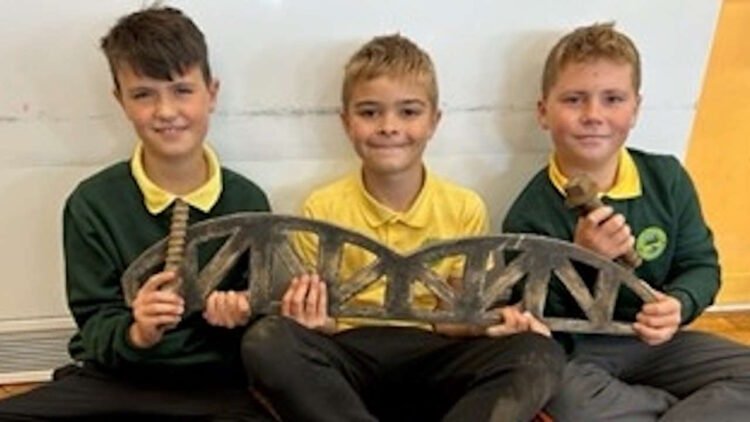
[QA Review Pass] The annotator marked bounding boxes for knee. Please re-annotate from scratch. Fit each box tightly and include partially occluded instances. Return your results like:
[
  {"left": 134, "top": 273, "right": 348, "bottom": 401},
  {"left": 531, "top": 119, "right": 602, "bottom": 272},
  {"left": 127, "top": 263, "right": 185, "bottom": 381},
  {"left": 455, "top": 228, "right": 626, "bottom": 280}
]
[
  {"left": 241, "top": 315, "right": 296, "bottom": 372},
  {"left": 514, "top": 333, "right": 566, "bottom": 379},
  {"left": 479, "top": 333, "right": 566, "bottom": 394}
]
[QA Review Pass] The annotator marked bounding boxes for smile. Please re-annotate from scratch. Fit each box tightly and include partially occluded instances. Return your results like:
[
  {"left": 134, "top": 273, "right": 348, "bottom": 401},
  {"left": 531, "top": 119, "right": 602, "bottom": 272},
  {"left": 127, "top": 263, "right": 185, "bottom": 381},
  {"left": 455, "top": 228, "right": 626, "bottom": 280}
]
[{"left": 154, "top": 126, "right": 187, "bottom": 134}]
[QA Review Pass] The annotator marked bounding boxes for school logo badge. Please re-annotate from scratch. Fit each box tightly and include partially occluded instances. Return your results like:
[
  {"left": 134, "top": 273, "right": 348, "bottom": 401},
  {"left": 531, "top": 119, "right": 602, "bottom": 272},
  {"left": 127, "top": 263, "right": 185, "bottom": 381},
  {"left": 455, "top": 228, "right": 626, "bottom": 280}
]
[{"left": 635, "top": 226, "right": 668, "bottom": 261}]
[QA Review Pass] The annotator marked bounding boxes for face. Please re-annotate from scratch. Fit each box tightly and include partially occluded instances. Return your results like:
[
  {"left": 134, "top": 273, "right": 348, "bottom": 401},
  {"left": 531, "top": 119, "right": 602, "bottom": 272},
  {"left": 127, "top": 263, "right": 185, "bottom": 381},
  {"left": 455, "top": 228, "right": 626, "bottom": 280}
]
[
  {"left": 538, "top": 59, "right": 640, "bottom": 175},
  {"left": 114, "top": 64, "right": 219, "bottom": 162},
  {"left": 341, "top": 75, "right": 440, "bottom": 179}
]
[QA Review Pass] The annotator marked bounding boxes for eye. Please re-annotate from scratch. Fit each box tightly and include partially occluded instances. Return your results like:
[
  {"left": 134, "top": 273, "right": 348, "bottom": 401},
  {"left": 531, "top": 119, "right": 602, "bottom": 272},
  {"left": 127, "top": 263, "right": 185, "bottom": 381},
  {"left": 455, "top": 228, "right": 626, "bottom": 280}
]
[
  {"left": 174, "top": 85, "right": 194, "bottom": 96},
  {"left": 356, "top": 109, "right": 378, "bottom": 118},
  {"left": 130, "top": 90, "right": 152, "bottom": 101},
  {"left": 604, "top": 94, "right": 625, "bottom": 105},
  {"left": 400, "top": 107, "right": 424, "bottom": 118},
  {"left": 561, "top": 95, "right": 582, "bottom": 105}
]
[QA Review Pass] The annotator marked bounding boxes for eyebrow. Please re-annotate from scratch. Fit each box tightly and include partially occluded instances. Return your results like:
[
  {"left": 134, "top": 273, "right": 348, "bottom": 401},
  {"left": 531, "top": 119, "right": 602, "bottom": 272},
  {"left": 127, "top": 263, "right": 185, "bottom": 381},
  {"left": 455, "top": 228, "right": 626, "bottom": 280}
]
[{"left": 352, "top": 98, "right": 428, "bottom": 108}]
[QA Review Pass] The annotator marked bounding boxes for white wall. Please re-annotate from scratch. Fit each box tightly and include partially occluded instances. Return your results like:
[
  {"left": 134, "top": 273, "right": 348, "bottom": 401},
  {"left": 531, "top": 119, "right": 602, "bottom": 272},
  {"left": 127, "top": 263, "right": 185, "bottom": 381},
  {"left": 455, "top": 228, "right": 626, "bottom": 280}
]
[{"left": 0, "top": 0, "right": 720, "bottom": 322}]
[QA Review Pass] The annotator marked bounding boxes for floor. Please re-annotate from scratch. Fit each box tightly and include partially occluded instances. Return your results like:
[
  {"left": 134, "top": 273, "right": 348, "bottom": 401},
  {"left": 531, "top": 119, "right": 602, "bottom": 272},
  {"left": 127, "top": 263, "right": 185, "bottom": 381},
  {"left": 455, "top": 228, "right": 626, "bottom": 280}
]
[{"left": 1, "top": 311, "right": 748, "bottom": 401}]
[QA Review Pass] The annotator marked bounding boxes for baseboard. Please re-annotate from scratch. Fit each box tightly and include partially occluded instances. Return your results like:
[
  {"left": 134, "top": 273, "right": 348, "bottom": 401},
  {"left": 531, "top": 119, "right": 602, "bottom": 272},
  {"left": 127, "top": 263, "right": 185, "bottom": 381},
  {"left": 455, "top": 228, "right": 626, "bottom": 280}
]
[
  {"left": 0, "top": 316, "right": 75, "bottom": 384},
  {"left": 706, "top": 303, "right": 750, "bottom": 312},
  {"left": 0, "top": 370, "right": 53, "bottom": 385}
]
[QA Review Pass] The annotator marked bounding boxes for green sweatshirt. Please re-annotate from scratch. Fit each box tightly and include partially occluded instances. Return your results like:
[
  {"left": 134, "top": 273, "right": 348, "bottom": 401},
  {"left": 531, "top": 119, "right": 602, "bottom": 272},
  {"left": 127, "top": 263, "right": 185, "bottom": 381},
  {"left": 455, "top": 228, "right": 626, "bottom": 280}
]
[
  {"left": 502, "top": 148, "right": 719, "bottom": 325},
  {"left": 64, "top": 161, "right": 270, "bottom": 375}
]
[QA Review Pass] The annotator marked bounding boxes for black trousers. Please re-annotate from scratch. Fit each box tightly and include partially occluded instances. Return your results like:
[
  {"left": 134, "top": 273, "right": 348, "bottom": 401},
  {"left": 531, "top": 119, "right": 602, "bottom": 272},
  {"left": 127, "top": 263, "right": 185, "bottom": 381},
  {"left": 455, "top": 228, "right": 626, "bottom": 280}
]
[
  {"left": 0, "top": 362, "right": 275, "bottom": 421},
  {"left": 242, "top": 316, "right": 565, "bottom": 422}
]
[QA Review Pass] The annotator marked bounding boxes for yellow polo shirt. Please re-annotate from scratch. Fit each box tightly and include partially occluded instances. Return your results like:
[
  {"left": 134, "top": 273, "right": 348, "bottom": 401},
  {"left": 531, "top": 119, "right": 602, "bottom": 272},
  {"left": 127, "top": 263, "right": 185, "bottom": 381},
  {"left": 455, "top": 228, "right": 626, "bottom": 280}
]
[
  {"left": 130, "top": 142, "right": 223, "bottom": 214},
  {"left": 297, "top": 169, "right": 489, "bottom": 328},
  {"left": 548, "top": 147, "right": 642, "bottom": 199}
]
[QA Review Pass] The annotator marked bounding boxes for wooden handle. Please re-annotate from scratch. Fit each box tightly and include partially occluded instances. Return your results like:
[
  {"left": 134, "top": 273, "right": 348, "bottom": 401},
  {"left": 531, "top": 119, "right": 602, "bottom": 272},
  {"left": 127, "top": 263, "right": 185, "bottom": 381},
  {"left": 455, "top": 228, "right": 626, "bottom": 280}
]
[{"left": 164, "top": 198, "right": 189, "bottom": 293}]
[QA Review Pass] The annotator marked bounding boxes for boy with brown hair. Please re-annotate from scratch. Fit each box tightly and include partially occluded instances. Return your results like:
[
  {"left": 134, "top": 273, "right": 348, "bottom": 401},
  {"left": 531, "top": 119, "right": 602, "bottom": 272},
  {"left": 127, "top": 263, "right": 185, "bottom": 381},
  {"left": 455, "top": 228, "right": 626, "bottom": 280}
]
[
  {"left": 0, "top": 6, "right": 273, "bottom": 421},
  {"left": 241, "top": 34, "right": 564, "bottom": 422},
  {"left": 503, "top": 22, "right": 750, "bottom": 421}
]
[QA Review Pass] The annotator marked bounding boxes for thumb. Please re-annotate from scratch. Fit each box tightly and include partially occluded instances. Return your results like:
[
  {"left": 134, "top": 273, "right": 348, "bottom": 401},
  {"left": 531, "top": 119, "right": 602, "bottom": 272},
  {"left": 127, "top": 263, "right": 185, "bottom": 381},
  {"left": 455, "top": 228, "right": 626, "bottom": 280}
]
[{"left": 141, "top": 271, "right": 178, "bottom": 293}]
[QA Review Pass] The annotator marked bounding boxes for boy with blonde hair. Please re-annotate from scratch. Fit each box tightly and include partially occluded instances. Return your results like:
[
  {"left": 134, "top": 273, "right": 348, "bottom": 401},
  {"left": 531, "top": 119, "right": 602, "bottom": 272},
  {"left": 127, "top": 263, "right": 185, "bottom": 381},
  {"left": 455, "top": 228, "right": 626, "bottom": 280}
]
[
  {"left": 0, "top": 6, "right": 273, "bottom": 420},
  {"left": 242, "top": 34, "right": 564, "bottom": 422},
  {"left": 503, "top": 22, "right": 750, "bottom": 421}
]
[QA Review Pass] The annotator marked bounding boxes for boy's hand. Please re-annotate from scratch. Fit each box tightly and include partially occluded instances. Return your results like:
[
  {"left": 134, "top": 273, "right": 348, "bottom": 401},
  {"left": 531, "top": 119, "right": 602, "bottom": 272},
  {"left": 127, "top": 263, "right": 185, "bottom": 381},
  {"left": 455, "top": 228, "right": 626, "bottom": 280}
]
[
  {"left": 574, "top": 206, "right": 635, "bottom": 260},
  {"left": 281, "top": 273, "right": 336, "bottom": 334},
  {"left": 203, "top": 290, "right": 251, "bottom": 328},
  {"left": 633, "top": 291, "right": 681, "bottom": 345},
  {"left": 485, "top": 305, "right": 552, "bottom": 338},
  {"left": 129, "top": 271, "right": 184, "bottom": 349},
  {"left": 436, "top": 305, "right": 551, "bottom": 338}
]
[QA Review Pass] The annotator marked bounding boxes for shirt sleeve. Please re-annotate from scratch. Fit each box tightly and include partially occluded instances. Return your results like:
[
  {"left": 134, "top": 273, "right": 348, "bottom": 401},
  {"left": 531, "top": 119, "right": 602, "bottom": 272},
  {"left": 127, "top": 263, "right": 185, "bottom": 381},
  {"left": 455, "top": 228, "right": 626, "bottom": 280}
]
[
  {"left": 64, "top": 195, "right": 154, "bottom": 367},
  {"left": 662, "top": 164, "right": 720, "bottom": 324}
]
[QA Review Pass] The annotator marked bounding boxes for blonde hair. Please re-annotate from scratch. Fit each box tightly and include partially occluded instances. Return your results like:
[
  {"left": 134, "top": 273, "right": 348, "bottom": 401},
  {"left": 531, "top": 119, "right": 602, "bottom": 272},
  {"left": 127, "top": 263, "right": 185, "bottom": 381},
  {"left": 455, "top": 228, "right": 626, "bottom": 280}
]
[
  {"left": 342, "top": 34, "right": 438, "bottom": 108},
  {"left": 541, "top": 22, "right": 640, "bottom": 98}
]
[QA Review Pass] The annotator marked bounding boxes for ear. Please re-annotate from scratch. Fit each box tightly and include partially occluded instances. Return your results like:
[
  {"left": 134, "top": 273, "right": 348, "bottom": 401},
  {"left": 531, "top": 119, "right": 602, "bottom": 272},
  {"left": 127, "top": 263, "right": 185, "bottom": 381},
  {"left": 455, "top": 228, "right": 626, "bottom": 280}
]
[
  {"left": 208, "top": 78, "right": 220, "bottom": 112},
  {"left": 433, "top": 108, "right": 442, "bottom": 127},
  {"left": 340, "top": 108, "right": 354, "bottom": 142},
  {"left": 112, "top": 88, "right": 123, "bottom": 107},
  {"left": 426, "top": 107, "right": 442, "bottom": 141},
  {"left": 536, "top": 98, "right": 549, "bottom": 130},
  {"left": 631, "top": 93, "right": 642, "bottom": 128}
]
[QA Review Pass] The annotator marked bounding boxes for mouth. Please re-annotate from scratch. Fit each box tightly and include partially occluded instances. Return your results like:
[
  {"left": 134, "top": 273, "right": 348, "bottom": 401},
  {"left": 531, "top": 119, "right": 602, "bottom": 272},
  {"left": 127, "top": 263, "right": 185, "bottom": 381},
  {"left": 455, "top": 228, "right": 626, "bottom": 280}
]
[
  {"left": 367, "top": 141, "right": 410, "bottom": 149},
  {"left": 153, "top": 126, "right": 188, "bottom": 136},
  {"left": 574, "top": 134, "right": 610, "bottom": 140}
]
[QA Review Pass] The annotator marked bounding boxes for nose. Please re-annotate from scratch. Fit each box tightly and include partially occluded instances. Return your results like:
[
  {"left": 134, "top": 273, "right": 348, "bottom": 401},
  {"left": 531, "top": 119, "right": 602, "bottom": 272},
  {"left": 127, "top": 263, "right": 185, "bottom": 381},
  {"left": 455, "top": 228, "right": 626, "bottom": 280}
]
[
  {"left": 155, "top": 96, "right": 178, "bottom": 120},
  {"left": 581, "top": 99, "right": 603, "bottom": 125},
  {"left": 378, "top": 112, "right": 400, "bottom": 136}
]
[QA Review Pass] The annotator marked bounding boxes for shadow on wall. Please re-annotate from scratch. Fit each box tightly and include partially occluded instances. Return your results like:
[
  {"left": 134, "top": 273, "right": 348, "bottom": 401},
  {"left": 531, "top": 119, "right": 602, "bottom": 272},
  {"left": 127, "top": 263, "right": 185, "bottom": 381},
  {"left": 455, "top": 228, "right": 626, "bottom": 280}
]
[{"left": 490, "top": 30, "right": 561, "bottom": 228}]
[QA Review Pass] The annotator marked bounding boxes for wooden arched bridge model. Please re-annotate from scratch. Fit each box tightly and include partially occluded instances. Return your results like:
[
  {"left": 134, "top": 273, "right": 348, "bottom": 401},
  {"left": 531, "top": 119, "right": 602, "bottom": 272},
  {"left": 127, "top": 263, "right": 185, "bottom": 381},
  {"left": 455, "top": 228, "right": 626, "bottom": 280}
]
[{"left": 121, "top": 213, "right": 656, "bottom": 335}]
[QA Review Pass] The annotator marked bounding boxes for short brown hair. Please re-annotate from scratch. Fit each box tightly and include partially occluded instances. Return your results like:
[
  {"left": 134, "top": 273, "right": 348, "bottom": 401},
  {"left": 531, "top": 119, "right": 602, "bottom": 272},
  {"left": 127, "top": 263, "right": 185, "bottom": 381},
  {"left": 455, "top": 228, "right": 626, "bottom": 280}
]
[
  {"left": 101, "top": 6, "right": 211, "bottom": 90},
  {"left": 342, "top": 34, "right": 438, "bottom": 108},
  {"left": 541, "top": 22, "right": 640, "bottom": 98}
]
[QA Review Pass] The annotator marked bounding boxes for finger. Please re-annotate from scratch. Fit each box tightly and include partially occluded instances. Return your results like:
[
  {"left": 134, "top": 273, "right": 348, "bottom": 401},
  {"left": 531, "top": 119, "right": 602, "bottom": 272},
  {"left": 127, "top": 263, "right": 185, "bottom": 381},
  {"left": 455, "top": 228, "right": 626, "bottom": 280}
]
[
  {"left": 633, "top": 322, "right": 665, "bottom": 345},
  {"left": 318, "top": 279, "right": 328, "bottom": 319},
  {"left": 221, "top": 291, "right": 239, "bottom": 327},
  {"left": 641, "top": 298, "right": 677, "bottom": 316},
  {"left": 135, "top": 290, "right": 184, "bottom": 312},
  {"left": 306, "top": 275, "right": 320, "bottom": 321},
  {"left": 606, "top": 223, "right": 631, "bottom": 247},
  {"left": 503, "top": 306, "right": 529, "bottom": 332},
  {"left": 585, "top": 206, "right": 616, "bottom": 225},
  {"left": 141, "top": 271, "right": 178, "bottom": 293},
  {"left": 499, "top": 307, "right": 518, "bottom": 328},
  {"left": 636, "top": 311, "right": 679, "bottom": 329},
  {"left": 228, "top": 292, "right": 250, "bottom": 326},
  {"left": 524, "top": 311, "right": 552, "bottom": 337},
  {"left": 600, "top": 213, "right": 626, "bottom": 232},
  {"left": 291, "top": 274, "right": 310, "bottom": 317},
  {"left": 138, "top": 303, "right": 185, "bottom": 320},
  {"left": 485, "top": 323, "right": 516, "bottom": 337},
  {"left": 281, "top": 277, "right": 298, "bottom": 317},
  {"left": 236, "top": 292, "right": 250, "bottom": 318},
  {"left": 203, "top": 292, "right": 220, "bottom": 324},
  {"left": 151, "top": 314, "right": 182, "bottom": 329}
]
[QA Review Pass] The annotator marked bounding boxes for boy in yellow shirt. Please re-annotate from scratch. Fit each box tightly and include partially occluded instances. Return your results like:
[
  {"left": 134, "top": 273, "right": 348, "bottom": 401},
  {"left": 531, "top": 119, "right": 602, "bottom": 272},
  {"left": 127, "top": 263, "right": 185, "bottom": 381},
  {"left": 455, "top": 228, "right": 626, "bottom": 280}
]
[{"left": 242, "top": 34, "right": 564, "bottom": 422}]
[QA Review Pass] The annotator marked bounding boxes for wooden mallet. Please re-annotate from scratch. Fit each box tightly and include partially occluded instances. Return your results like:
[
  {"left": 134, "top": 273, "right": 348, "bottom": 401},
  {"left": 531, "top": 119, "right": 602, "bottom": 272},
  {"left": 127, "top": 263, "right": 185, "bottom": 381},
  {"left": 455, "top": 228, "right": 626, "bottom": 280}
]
[{"left": 564, "top": 174, "right": 642, "bottom": 269}]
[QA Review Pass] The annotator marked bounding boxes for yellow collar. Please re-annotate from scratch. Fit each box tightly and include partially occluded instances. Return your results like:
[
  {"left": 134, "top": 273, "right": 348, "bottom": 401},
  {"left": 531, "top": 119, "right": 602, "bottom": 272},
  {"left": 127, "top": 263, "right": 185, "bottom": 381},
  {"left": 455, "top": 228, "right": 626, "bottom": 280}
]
[
  {"left": 548, "top": 148, "right": 642, "bottom": 199},
  {"left": 130, "top": 142, "right": 223, "bottom": 214},
  {"left": 358, "top": 168, "right": 431, "bottom": 229}
]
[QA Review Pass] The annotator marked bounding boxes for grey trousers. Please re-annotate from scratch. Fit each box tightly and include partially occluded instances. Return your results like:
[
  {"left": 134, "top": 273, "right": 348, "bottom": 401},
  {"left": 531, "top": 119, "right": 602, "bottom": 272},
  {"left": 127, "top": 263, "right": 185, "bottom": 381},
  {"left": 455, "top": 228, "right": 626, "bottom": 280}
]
[{"left": 546, "top": 330, "right": 750, "bottom": 422}]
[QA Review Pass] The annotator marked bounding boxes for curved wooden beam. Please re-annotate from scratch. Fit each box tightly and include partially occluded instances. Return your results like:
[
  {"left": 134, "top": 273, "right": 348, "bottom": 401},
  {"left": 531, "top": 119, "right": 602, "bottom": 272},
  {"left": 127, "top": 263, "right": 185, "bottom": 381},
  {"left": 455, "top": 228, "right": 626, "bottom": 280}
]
[{"left": 121, "top": 213, "right": 656, "bottom": 335}]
